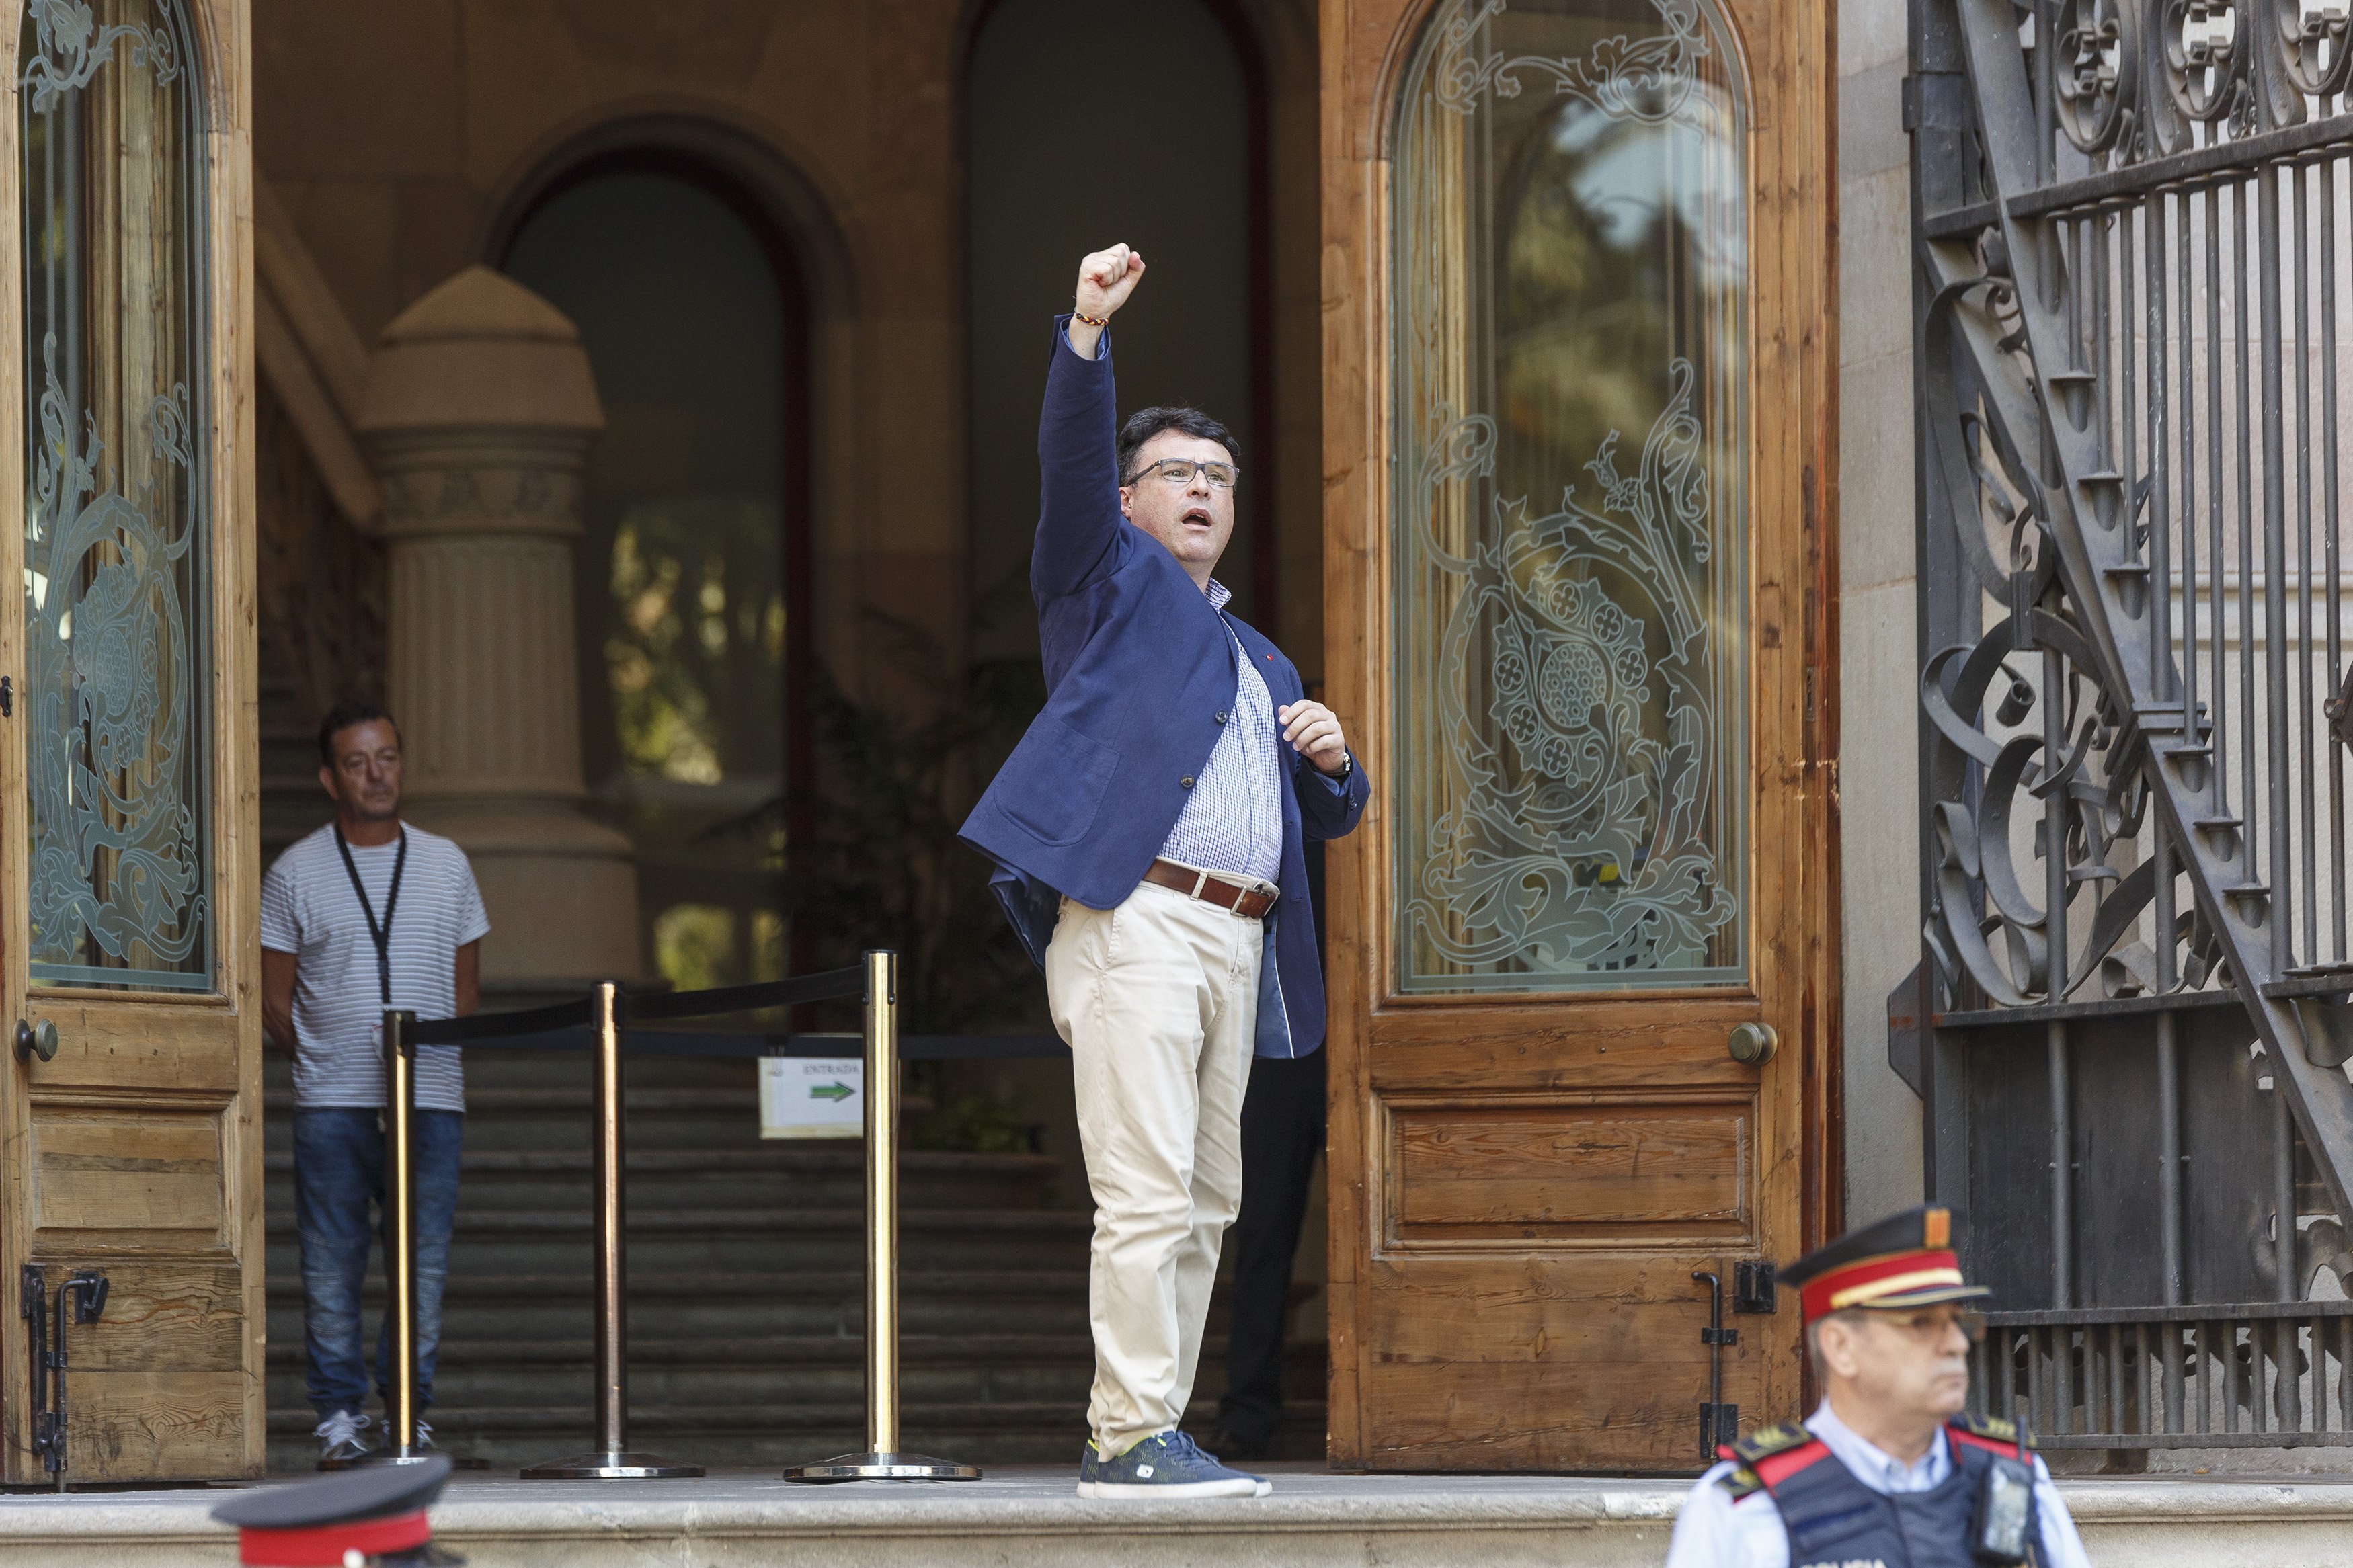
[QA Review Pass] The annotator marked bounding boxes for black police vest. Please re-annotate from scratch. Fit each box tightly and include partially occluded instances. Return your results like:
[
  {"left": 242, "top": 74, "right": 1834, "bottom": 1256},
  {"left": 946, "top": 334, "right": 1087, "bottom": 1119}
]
[{"left": 1716, "top": 1418, "right": 2038, "bottom": 1568}]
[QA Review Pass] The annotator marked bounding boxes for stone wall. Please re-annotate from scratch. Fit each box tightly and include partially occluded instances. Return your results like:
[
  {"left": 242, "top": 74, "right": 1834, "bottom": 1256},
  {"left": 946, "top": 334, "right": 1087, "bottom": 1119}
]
[{"left": 251, "top": 0, "right": 1322, "bottom": 706}]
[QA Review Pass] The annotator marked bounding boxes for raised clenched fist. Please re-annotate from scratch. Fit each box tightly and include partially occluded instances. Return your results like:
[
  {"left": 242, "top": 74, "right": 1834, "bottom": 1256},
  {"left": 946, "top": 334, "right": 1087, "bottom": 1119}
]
[{"left": 1076, "top": 243, "right": 1146, "bottom": 321}]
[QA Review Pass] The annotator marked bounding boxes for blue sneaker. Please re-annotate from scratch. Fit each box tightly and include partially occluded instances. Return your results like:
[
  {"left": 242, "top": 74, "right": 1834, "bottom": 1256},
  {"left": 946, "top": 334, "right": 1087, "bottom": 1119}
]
[
  {"left": 1188, "top": 1432, "right": 1273, "bottom": 1497},
  {"left": 1076, "top": 1438, "right": 1101, "bottom": 1498},
  {"left": 1085, "top": 1430, "right": 1261, "bottom": 1499}
]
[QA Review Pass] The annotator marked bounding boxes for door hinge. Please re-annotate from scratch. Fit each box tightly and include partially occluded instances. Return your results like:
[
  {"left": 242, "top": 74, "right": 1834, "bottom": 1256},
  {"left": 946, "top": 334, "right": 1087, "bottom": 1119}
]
[{"left": 3, "top": 674, "right": 16, "bottom": 716}]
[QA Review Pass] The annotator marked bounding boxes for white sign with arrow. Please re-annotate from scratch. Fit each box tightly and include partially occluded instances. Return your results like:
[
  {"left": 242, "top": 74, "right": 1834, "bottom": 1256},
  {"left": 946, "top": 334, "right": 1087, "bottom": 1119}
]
[{"left": 759, "top": 1055, "right": 863, "bottom": 1139}]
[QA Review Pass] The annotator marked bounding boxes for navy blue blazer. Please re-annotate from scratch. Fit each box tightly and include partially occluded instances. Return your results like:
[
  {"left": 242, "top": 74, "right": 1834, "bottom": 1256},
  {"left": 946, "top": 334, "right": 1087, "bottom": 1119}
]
[{"left": 958, "top": 318, "right": 1369, "bottom": 1059}]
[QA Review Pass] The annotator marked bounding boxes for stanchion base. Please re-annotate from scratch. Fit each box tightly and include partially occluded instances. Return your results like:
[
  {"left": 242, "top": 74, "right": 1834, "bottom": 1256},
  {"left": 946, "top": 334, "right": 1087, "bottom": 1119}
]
[
  {"left": 321, "top": 1447, "right": 489, "bottom": 1472},
  {"left": 519, "top": 1450, "right": 706, "bottom": 1479},
  {"left": 780, "top": 1451, "right": 983, "bottom": 1482}
]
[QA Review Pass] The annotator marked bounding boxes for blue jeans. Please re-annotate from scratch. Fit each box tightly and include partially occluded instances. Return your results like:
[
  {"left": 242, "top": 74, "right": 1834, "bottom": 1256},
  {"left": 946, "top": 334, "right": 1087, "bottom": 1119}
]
[{"left": 292, "top": 1108, "right": 463, "bottom": 1417}]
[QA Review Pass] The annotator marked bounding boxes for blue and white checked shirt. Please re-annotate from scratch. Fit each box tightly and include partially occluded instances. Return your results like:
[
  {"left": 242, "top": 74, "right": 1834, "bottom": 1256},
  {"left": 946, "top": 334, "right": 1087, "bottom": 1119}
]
[{"left": 1157, "top": 579, "right": 1284, "bottom": 886}]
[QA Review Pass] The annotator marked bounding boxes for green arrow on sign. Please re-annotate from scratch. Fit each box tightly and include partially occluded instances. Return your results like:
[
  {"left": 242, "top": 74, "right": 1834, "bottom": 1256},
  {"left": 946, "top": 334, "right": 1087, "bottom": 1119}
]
[{"left": 809, "top": 1081, "right": 855, "bottom": 1103}]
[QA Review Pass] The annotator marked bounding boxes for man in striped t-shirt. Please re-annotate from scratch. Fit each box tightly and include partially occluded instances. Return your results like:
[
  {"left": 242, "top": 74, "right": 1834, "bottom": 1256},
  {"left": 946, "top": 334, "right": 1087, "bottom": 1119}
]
[{"left": 261, "top": 697, "right": 489, "bottom": 1464}]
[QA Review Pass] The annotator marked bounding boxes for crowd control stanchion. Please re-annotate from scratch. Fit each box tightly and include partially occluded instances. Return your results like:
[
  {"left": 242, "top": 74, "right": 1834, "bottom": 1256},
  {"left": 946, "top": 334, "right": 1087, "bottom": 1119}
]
[
  {"left": 522, "top": 982, "right": 703, "bottom": 1479},
  {"left": 330, "top": 1009, "right": 455, "bottom": 1469},
  {"left": 782, "top": 950, "right": 980, "bottom": 1482}
]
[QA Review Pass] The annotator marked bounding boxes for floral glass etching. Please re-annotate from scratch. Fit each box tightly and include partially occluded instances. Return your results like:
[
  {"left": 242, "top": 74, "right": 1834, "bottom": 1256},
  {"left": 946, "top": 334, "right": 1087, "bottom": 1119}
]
[
  {"left": 1393, "top": 0, "right": 1748, "bottom": 992},
  {"left": 21, "top": 0, "right": 212, "bottom": 990}
]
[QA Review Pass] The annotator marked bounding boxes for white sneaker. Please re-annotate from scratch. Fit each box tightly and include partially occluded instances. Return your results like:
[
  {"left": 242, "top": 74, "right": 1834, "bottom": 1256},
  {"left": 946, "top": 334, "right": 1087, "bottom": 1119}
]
[{"left": 314, "top": 1409, "right": 372, "bottom": 1464}]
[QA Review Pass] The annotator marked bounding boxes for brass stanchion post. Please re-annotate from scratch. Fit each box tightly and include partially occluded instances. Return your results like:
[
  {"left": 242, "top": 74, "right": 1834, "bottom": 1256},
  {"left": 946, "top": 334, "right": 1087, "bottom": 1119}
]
[
  {"left": 329, "top": 1010, "right": 438, "bottom": 1469},
  {"left": 783, "top": 949, "right": 980, "bottom": 1481},
  {"left": 523, "top": 982, "right": 702, "bottom": 1478}
]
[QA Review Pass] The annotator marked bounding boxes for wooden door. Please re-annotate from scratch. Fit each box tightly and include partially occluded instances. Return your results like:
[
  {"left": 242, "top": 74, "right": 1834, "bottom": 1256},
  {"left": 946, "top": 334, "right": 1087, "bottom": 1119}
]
[
  {"left": 0, "top": 0, "right": 262, "bottom": 1481},
  {"left": 1320, "top": 0, "right": 1837, "bottom": 1470}
]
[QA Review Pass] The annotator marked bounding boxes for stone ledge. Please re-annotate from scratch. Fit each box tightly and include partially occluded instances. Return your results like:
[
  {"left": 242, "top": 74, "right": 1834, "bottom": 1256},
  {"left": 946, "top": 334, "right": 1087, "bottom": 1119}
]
[{"left": 0, "top": 1469, "right": 2346, "bottom": 1567}]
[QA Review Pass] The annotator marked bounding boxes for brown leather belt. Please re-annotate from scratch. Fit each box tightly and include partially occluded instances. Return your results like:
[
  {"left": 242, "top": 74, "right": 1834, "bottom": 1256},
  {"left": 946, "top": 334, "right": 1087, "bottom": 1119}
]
[{"left": 1143, "top": 858, "right": 1279, "bottom": 920}]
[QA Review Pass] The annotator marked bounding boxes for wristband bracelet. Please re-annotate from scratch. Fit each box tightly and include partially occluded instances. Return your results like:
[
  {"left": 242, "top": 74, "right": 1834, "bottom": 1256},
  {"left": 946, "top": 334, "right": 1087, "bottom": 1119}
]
[{"left": 1072, "top": 308, "right": 1110, "bottom": 328}]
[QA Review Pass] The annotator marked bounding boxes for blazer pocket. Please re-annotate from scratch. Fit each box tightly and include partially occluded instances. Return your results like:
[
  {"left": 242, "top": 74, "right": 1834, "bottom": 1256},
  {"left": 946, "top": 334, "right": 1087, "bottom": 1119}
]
[{"left": 1001, "top": 716, "right": 1118, "bottom": 847}]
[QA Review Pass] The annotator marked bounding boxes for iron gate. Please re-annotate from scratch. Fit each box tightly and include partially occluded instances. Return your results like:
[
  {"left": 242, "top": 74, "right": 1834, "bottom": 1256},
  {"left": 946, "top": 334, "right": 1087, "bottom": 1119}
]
[{"left": 1907, "top": 0, "right": 2353, "bottom": 1449}]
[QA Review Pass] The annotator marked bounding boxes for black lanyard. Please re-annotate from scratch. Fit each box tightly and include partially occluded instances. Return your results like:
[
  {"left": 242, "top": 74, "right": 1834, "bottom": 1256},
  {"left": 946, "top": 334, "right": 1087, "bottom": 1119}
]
[{"left": 334, "top": 825, "right": 407, "bottom": 1008}]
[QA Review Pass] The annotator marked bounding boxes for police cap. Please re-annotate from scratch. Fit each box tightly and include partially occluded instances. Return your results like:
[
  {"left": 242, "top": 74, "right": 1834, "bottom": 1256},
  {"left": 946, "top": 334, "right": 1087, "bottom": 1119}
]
[
  {"left": 210, "top": 1453, "right": 456, "bottom": 1567},
  {"left": 1781, "top": 1204, "right": 1993, "bottom": 1324}
]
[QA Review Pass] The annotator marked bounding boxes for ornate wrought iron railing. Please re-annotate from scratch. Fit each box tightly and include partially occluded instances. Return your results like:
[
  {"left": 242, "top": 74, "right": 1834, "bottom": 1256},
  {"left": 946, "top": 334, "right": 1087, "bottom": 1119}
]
[
  {"left": 1973, "top": 1303, "right": 2353, "bottom": 1448},
  {"left": 1909, "top": 0, "right": 2353, "bottom": 1379}
]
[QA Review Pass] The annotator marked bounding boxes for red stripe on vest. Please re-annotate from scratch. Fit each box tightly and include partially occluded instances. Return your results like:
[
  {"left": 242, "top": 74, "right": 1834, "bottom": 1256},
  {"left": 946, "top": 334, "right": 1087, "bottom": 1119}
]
[
  {"left": 238, "top": 1508, "right": 431, "bottom": 1567},
  {"left": 1949, "top": 1426, "right": 2027, "bottom": 1460},
  {"left": 1751, "top": 1439, "right": 1833, "bottom": 1486}
]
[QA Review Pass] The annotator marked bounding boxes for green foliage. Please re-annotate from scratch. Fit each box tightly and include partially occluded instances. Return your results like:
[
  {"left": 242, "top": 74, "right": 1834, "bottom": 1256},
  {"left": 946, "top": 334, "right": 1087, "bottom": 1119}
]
[
  {"left": 714, "top": 591, "right": 1050, "bottom": 1037},
  {"left": 908, "top": 1091, "right": 1039, "bottom": 1156}
]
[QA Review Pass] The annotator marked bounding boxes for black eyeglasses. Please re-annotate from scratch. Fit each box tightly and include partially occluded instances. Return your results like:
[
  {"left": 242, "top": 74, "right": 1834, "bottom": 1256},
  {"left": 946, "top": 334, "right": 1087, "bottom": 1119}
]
[{"left": 1127, "top": 458, "right": 1239, "bottom": 489}]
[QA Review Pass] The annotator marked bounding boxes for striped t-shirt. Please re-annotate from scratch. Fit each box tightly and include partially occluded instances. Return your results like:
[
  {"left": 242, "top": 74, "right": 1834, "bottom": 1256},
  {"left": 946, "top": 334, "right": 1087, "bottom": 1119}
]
[{"left": 260, "top": 822, "right": 490, "bottom": 1112}]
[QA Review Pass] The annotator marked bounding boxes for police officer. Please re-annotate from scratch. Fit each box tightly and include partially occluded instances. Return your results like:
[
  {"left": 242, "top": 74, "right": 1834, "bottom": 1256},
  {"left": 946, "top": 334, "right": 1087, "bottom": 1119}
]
[
  {"left": 210, "top": 1452, "right": 462, "bottom": 1565},
  {"left": 1665, "top": 1206, "right": 2093, "bottom": 1568}
]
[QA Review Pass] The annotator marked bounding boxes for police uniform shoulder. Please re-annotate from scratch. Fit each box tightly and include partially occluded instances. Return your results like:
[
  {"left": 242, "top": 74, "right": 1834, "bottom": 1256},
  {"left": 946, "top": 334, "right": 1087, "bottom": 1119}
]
[
  {"left": 1727, "top": 1421, "right": 1816, "bottom": 1464},
  {"left": 1951, "top": 1411, "right": 2036, "bottom": 1450},
  {"left": 1714, "top": 1462, "right": 1767, "bottom": 1501},
  {"left": 1710, "top": 1421, "right": 1817, "bottom": 1501}
]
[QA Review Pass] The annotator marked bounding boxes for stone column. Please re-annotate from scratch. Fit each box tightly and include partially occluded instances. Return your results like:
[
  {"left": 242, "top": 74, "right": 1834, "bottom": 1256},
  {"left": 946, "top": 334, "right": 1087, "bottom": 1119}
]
[{"left": 357, "top": 265, "right": 639, "bottom": 985}]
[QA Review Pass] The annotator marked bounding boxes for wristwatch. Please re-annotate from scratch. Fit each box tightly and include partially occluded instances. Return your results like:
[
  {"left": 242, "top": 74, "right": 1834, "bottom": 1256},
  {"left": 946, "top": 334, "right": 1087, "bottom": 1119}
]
[{"left": 1327, "top": 754, "right": 1353, "bottom": 780}]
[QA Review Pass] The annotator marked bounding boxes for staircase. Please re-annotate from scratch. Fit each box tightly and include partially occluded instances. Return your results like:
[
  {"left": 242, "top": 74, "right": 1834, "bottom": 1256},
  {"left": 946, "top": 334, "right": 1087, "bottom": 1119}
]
[
  {"left": 260, "top": 675, "right": 334, "bottom": 866},
  {"left": 262, "top": 1046, "right": 1099, "bottom": 1470},
  {"left": 257, "top": 682, "right": 1328, "bottom": 1472},
  {"left": 260, "top": 1046, "right": 1330, "bottom": 1471}
]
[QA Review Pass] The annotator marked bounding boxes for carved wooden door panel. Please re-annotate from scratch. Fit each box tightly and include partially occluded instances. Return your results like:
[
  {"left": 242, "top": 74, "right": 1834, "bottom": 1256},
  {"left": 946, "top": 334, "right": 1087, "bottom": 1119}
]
[
  {"left": 0, "top": 0, "right": 262, "bottom": 1481},
  {"left": 1320, "top": 0, "right": 1836, "bottom": 1470}
]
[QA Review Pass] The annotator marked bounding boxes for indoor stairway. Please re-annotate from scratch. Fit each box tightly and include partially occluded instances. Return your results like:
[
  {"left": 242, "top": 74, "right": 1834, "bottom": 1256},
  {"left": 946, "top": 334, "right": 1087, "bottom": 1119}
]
[
  {"left": 262, "top": 1048, "right": 1095, "bottom": 1471},
  {"left": 259, "top": 1035, "right": 1330, "bottom": 1471},
  {"left": 257, "top": 677, "right": 1327, "bottom": 1471}
]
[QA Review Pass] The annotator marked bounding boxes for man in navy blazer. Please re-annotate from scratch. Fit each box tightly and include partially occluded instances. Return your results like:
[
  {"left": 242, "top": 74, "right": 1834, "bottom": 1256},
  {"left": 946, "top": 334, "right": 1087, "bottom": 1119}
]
[{"left": 961, "top": 245, "right": 1367, "bottom": 1499}]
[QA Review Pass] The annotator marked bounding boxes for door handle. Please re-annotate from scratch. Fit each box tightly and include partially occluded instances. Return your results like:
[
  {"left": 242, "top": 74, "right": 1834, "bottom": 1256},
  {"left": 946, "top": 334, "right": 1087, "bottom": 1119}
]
[
  {"left": 1727, "top": 1022, "right": 1777, "bottom": 1066},
  {"left": 15, "top": 1018, "right": 57, "bottom": 1063}
]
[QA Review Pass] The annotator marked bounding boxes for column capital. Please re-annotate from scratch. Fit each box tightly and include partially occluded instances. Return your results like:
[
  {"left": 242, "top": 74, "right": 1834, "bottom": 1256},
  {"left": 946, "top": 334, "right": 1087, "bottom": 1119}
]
[{"left": 357, "top": 265, "right": 604, "bottom": 460}]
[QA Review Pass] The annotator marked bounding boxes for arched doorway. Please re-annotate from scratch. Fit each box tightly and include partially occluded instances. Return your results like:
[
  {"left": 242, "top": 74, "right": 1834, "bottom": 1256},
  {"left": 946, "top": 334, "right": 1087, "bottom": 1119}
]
[
  {"left": 501, "top": 156, "right": 811, "bottom": 989},
  {"left": 1320, "top": 0, "right": 1835, "bottom": 1471}
]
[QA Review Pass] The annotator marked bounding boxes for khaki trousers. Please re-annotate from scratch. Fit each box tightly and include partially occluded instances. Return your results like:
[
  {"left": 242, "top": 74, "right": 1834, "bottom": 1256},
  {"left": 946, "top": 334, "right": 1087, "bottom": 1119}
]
[{"left": 1047, "top": 879, "right": 1263, "bottom": 1453}]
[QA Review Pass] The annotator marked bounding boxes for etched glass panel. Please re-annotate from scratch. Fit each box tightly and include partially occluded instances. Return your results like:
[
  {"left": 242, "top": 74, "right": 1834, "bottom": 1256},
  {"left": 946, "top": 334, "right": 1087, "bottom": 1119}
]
[
  {"left": 1393, "top": 0, "right": 1749, "bottom": 993},
  {"left": 20, "top": 0, "right": 212, "bottom": 990}
]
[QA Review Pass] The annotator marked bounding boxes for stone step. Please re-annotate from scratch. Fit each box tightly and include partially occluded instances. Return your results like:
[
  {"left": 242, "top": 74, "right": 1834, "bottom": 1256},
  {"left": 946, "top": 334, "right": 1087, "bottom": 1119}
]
[
  {"left": 11, "top": 1473, "right": 2342, "bottom": 1568},
  {"left": 262, "top": 1206, "right": 1092, "bottom": 1276},
  {"left": 262, "top": 1333, "right": 1328, "bottom": 1412},
  {"left": 260, "top": 1396, "right": 1332, "bottom": 1474},
  {"left": 261, "top": 1086, "right": 823, "bottom": 1153},
  {"left": 274, "top": 1360, "right": 1099, "bottom": 1413},
  {"left": 265, "top": 1048, "right": 775, "bottom": 1096},
  {"left": 264, "top": 1270, "right": 1094, "bottom": 1342},
  {"left": 261, "top": 1146, "right": 1062, "bottom": 1212}
]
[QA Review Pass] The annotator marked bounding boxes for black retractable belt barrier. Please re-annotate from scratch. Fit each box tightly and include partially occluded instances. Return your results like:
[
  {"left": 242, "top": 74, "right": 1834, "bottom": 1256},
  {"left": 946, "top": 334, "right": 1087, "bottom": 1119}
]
[{"left": 376, "top": 956, "right": 1008, "bottom": 1479}]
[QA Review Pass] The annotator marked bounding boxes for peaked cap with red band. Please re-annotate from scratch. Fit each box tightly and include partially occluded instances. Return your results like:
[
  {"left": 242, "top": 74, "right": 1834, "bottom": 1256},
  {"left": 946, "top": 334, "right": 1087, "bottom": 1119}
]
[
  {"left": 210, "top": 1453, "right": 456, "bottom": 1567},
  {"left": 1781, "top": 1204, "right": 1992, "bottom": 1324}
]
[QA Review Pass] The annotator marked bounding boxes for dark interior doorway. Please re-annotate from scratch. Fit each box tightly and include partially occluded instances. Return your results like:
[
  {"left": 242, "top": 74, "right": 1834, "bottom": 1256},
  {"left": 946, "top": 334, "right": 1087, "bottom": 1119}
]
[
  {"left": 502, "top": 153, "right": 813, "bottom": 989},
  {"left": 964, "top": 0, "right": 1271, "bottom": 656}
]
